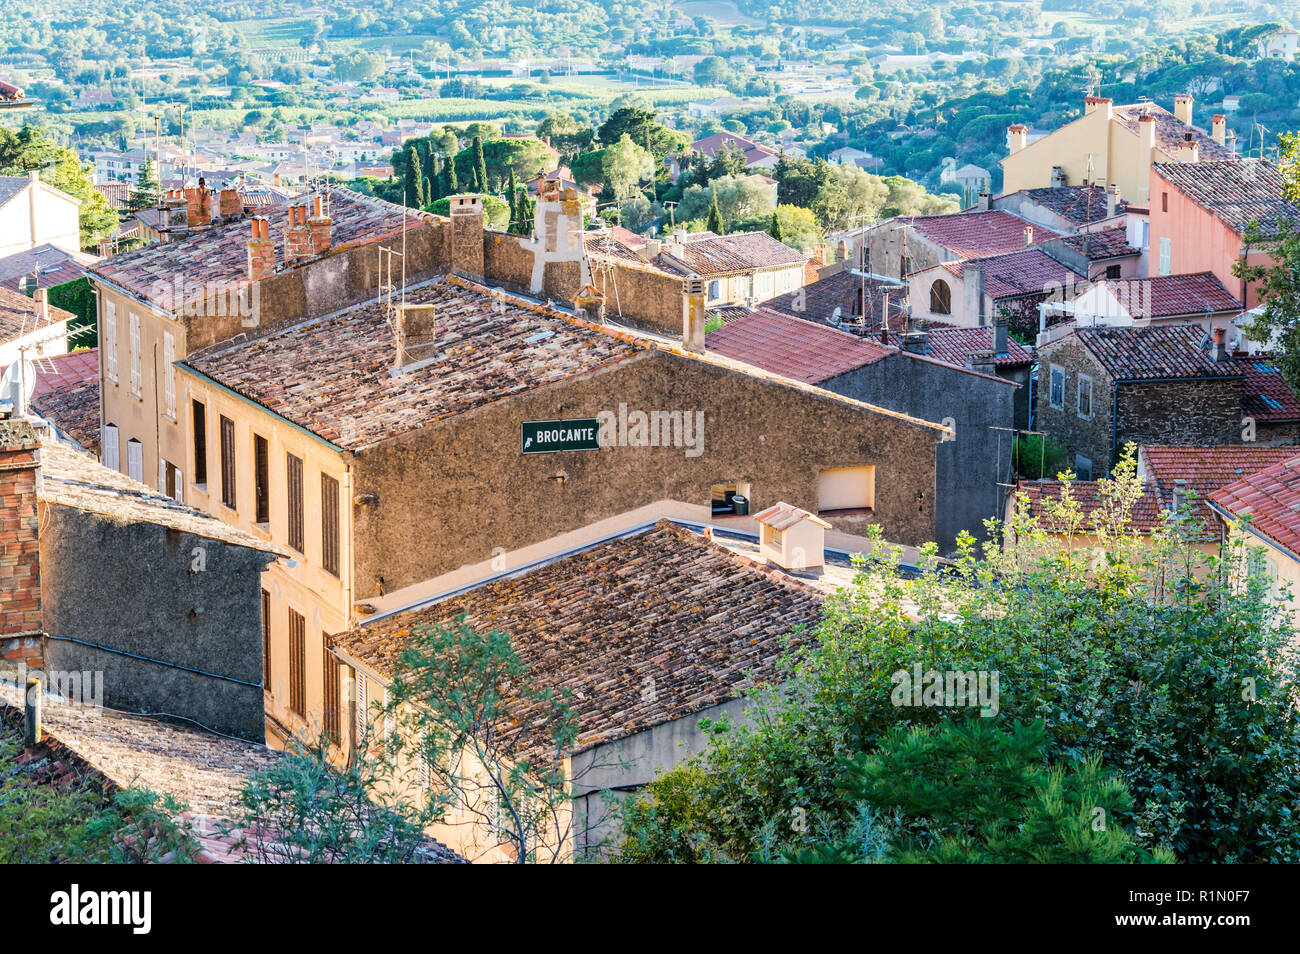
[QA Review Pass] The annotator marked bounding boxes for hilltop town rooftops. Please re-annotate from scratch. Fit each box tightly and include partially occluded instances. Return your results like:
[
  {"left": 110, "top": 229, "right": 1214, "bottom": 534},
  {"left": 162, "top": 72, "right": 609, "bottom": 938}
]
[
  {"left": 0, "top": 284, "right": 74, "bottom": 343},
  {"left": 27, "top": 350, "right": 101, "bottom": 454},
  {"left": 705, "top": 308, "right": 891, "bottom": 383},
  {"left": 1017, "top": 185, "right": 1127, "bottom": 225},
  {"left": 1053, "top": 226, "right": 1140, "bottom": 261},
  {"left": 761, "top": 267, "right": 910, "bottom": 331},
  {"left": 655, "top": 231, "right": 806, "bottom": 276},
  {"left": 330, "top": 520, "right": 824, "bottom": 761},
  {"left": 885, "top": 325, "right": 1034, "bottom": 369},
  {"left": 0, "top": 244, "right": 93, "bottom": 293},
  {"left": 1109, "top": 103, "right": 1236, "bottom": 161},
  {"left": 926, "top": 248, "right": 1084, "bottom": 300},
  {"left": 89, "top": 187, "right": 428, "bottom": 310},
  {"left": 1090, "top": 272, "right": 1241, "bottom": 318},
  {"left": 186, "top": 277, "right": 646, "bottom": 451},
  {"left": 1152, "top": 159, "right": 1299, "bottom": 236},
  {"left": 1070, "top": 325, "right": 1241, "bottom": 381},
  {"left": 900, "top": 210, "right": 1063, "bottom": 258}
]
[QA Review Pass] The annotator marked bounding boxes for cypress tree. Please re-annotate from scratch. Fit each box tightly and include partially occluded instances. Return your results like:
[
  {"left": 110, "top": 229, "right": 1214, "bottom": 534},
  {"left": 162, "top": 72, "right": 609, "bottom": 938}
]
[
  {"left": 706, "top": 190, "right": 724, "bottom": 235},
  {"left": 507, "top": 168, "right": 519, "bottom": 232},
  {"left": 429, "top": 155, "right": 442, "bottom": 201},
  {"left": 767, "top": 210, "right": 784, "bottom": 243},
  {"left": 472, "top": 135, "right": 488, "bottom": 193},
  {"left": 444, "top": 151, "right": 459, "bottom": 195},
  {"left": 404, "top": 145, "right": 424, "bottom": 208}
]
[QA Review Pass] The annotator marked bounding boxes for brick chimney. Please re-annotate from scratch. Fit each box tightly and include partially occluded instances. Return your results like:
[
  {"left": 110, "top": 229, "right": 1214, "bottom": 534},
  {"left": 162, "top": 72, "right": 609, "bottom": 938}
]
[
  {"left": 1178, "top": 132, "right": 1200, "bottom": 164},
  {"left": 1006, "top": 124, "right": 1028, "bottom": 154},
  {"left": 218, "top": 187, "right": 242, "bottom": 220},
  {"left": 1174, "top": 94, "right": 1194, "bottom": 126},
  {"left": 33, "top": 287, "right": 48, "bottom": 324},
  {"left": 1211, "top": 114, "right": 1227, "bottom": 146},
  {"left": 0, "top": 420, "right": 42, "bottom": 666},
  {"left": 449, "top": 194, "right": 485, "bottom": 282},
  {"left": 1210, "top": 325, "right": 1228, "bottom": 362},
  {"left": 308, "top": 194, "right": 332, "bottom": 253},
  {"left": 247, "top": 217, "right": 275, "bottom": 281},
  {"left": 283, "top": 204, "right": 313, "bottom": 265},
  {"left": 682, "top": 278, "right": 706, "bottom": 353}
]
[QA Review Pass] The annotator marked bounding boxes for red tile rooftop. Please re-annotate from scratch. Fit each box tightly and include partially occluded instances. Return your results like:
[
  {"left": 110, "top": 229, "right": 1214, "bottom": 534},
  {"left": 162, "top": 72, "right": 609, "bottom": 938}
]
[
  {"left": 186, "top": 276, "right": 646, "bottom": 451},
  {"left": 1209, "top": 455, "right": 1300, "bottom": 556},
  {"left": 1093, "top": 272, "right": 1241, "bottom": 318},
  {"left": 705, "top": 308, "right": 891, "bottom": 383},
  {"left": 929, "top": 248, "right": 1084, "bottom": 300},
  {"left": 0, "top": 283, "right": 75, "bottom": 343},
  {"left": 901, "top": 210, "right": 1062, "bottom": 258},
  {"left": 1071, "top": 325, "right": 1242, "bottom": 381},
  {"left": 1013, "top": 479, "right": 1168, "bottom": 534},
  {"left": 1141, "top": 444, "right": 1300, "bottom": 524},
  {"left": 655, "top": 231, "right": 806, "bottom": 276},
  {"left": 886, "top": 325, "right": 1034, "bottom": 369}
]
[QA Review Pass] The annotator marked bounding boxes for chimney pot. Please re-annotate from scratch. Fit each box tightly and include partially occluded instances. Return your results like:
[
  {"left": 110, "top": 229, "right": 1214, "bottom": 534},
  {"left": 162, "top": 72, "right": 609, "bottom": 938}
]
[
  {"left": 683, "top": 278, "right": 706, "bottom": 353},
  {"left": 1172, "top": 477, "right": 1188, "bottom": 512},
  {"left": 1211, "top": 114, "right": 1227, "bottom": 146},
  {"left": 34, "top": 287, "right": 48, "bottom": 323},
  {"left": 1174, "top": 93, "right": 1194, "bottom": 126}
]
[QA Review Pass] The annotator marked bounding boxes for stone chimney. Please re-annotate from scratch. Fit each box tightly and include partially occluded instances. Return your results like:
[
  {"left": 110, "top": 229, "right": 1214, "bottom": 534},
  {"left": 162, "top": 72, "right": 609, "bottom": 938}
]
[
  {"left": 247, "top": 217, "right": 275, "bottom": 281},
  {"left": 218, "top": 187, "right": 242, "bottom": 220},
  {"left": 1084, "top": 96, "right": 1113, "bottom": 119},
  {"left": 966, "top": 349, "right": 998, "bottom": 376},
  {"left": 994, "top": 313, "right": 1009, "bottom": 356},
  {"left": 1172, "top": 478, "right": 1187, "bottom": 513},
  {"left": 1023, "top": 226, "right": 1034, "bottom": 247},
  {"left": 682, "top": 278, "right": 706, "bottom": 353},
  {"left": 1006, "top": 124, "right": 1028, "bottom": 154},
  {"left": 1174, "top": 94, "right": 1194, "bottom": 126},
  {"left": 33, "top": 287, "right": 48, "bottom": 324},
  {"left": 573, "top": 283, "right": 605, "bottom": 323},
  {"left": 1050, "top": 166, "right": 1066, "bottom": 188},
  {"left": 901, "top": 323, "right": 930, "bottom": 354},
  {"left": 0, "top": 419, "right": 42, "bottom": 664},
  {"left": 308, "top": 194, "right": 333, "bottom": 254},
  {"left": 1211, "top": 114, "right": 1227, "bottom": 146},
  {"left": 1210, "top": 325, "right": 1228, "bottom": 362},
  {"left": 976, "top": 191, "right": 992, "bottom": 211},
  {"left": 1178, "top": 132, "right": 1200, "bottom": 164},
  {"left": 836, "top": 239, "right": 848, "bottom": 263},
  {"left": 449, "top": 194, "right": 485, "bottom": 282},
  {"left": 283, "top": 204, "right": 314, "bottom": 265},
  {"left": 392, "top": 302, "right": 440, "bottom": 370},
  {"left": 1106, "top": 183, "right": 1121, "bottom": 218},
  {"left": 964, "top": 264, "right": 987, "bottom": 326}
]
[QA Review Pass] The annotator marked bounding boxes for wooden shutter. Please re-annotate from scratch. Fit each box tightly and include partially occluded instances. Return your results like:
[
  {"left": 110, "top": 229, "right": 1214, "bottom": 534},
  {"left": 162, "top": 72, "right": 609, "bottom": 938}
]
[
  {"left": 102, "top": 423, "right": 119, "bottom": 471},
  {"left": 254, "top": 434, "right": 269, "bottom": 524},
  {"left": 288, "top": 608, "right": 306, "bottom": 717},
  {"left": 323, "top": 649, "right": 340, "bottom": 742},
  {"left": 126, "top": 439, "right": 143, "bottom": 483},
  {"left": 219, "top": 416, "right": 236, "bottom": 509},
  {"left": 321, "top": 472, "right": 339, "bottom": 576},
  {"left": 261, "top": 589, "right": 271, "bottom": 691},
  {"left": 192, "top": 401, "right": 207, "bottom": 485},
  {"left": 286, "top": 453, "right": 304, "bottom": 552}
]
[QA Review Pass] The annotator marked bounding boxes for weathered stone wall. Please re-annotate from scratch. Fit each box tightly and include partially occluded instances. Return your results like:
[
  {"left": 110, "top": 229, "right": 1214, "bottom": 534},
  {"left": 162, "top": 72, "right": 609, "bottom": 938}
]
[
  {"left": 1115, "top": 378, "right": 1243, "bottom": 458},
  {"left": 350, "top": 349, "right": 940, "bottom": 597},
  {"left": 1035, "top": 336, "right": 1116, "bottom": 474}
]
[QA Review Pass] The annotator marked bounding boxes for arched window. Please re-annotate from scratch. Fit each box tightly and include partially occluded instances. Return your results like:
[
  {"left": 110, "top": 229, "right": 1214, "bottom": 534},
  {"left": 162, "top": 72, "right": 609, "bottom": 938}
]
[{"left": 929, "top": 278, "right": 952, "bottom": 315}]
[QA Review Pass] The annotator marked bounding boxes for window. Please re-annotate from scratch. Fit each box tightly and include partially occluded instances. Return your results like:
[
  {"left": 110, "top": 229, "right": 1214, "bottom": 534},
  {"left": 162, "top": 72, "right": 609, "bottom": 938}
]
[
  {"left": 104, "top": 302, "right": 118, "bottom": 382},
  {"left": 126, "top": 438, "right": 143, "bottom": 483},
  {"left": 128, "top": 312, "right": 142, "bottom": 397},
  {"left": 159, "top": 458, "right": 182, "bottom": 501},
  {"left": 219, "top": 416, "right": 236, "bottom": 509},
  {"left": 1077, "top": 374, "right": 1093, "bottom": 419},
  {"left": 254, "top": 434, "right": 270, "bottom": 524},
  {"left": 1158, "top": 236, "right": 1171, "bottom": 276},
  {"left": 323, "top": 650, "right": 340, "bottom": 743},
  {"left": 321, "top": 472, "right": 340, "bottom": 577},
  {"left": 192, "top": 401, "right": 207, "bottom": 486},
  {"left": 710, "top": 481, "right": 751, "bottom": 516},
  {"left": 929, "top": 278, "right": 952, "bottom": 315},
  {"left": 288, "top": 608, "right": 306, "bottom": 718},
  {"left": 102, "top": 423, "right": 119, "bottom": 472},
  {"left": 1138, "top": 220, "right": 1150, "bottom": 250},
  {"left": 708, "top": 280, "right": 721, "bottom": 300},
  {"left": 1074, "top": 455, "right": 1093, "bottom": 481},
  {"left": 817, "top": 465, "right": 875, "bottom": 514},
  {"left": 1161, "top": 191, "right": 1168, "bottom": 213},
  {"left": 1105, "top": 264, "right": 1122, "bottom": 280},
  {"left": 261, "top": 589, "right": 271, "bottom": 691},
  {"left": 1049, "top": 365, "right": 1065, "bottom": 410},
  {"left": 162, "top": 330, "right": 176, "bottom": 418},
  {"left": 286, "top": 453, "right": 304, "bottom": 553}
]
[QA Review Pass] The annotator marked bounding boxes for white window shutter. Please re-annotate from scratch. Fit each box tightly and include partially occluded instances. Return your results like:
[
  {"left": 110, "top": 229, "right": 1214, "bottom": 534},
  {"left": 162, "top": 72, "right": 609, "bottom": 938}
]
[
  {"left": 173, "top": 468, "right": 183, "bottom": 503},
  {"left": 355, "top": 672, "right": 367, "bottom": 741},
  {"left": 158, "top": 457, "right": 166, "bottom": 493},
  {"left": 126, "top": 440, "right": 143, "bottom": 482},
  {"left": 163, "top": 331, "right": 176, "bottom": 417},
  {"left": 102, "top": 424, "right": 119, "bottom": 471},
  {"left": 104, "top": 305, "right": 118, "bottom": 381}
]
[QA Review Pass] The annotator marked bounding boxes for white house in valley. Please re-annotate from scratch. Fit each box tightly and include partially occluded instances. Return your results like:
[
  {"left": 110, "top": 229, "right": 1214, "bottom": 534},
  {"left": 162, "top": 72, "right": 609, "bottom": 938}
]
[{"left": 0, "top": 171, "right": 81, "bottom": 257}]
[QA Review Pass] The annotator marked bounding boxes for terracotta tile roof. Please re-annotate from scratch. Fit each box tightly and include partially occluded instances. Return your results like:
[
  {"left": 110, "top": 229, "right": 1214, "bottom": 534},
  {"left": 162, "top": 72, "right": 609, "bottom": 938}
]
[
  {"left": 1072, "top": 325, "right": 1242, "bottom": 380},
  {"left": 0, "top": 244, "right": 91, "bottom": 291},
  {"left": 932, "top": 248, "right": 1084, "bottom": 300},
  {"left": 1209, "top": 455, "right": 1300, "bottom": 556},
  {"left": 29, "top": 353, "right": 101, "bottom": 454},
  {"left": 331, "top": 521, "right": 824, "bottom": 760},
  {"left": 1019, "top": 185, "right": 1126, "bottom": 224},
  {"left": 706, "top": 305, "right": 752, "bottom": 325},
  {"left": 705, "top": 308, "right": 891, "bottom": 383},
  {"left": 1141, "top": 443, "right": 1299, "bottom": 525},
  {"left": 89, "top": 187, "right": 429, "bottom": 311},
  {"left": 0, "top": 284, "right": 74, "bottom": 343},
  {"left": 656, "top": 231, "right": 806, "bottom": 276},
  {"left": 1094, "top": 273, "right": 1241, "bottom": 318},
  {"left": 1153, "top": 159, "right": 1298, "bottom": 236},
  {"left": 186, "top": 277, "right": 645, "bottom": 451},
  {"left": 1053, "top": 226, "right": 1139, "bottom": 261},
  {"left": 1013, "top": 479, "right": 1167, "bottom": 533},
  {"left": 583, "top": 231, "right": 651, "bottom": 266},
  {"left": 887, "top": 325, "right": 1034, "bottom": 368},
  {"left": 691, "top": 132, "right": 775, "bottom": 164},
  {"left": 761, "top": 268, "right": 909, "bottom": 331},
  {"left": 1112, "top": 103, "right": 1237, "bottom": 161},
  {"left": 38, "top": 439, "right": 287, "bottom": 555},
  {"left": 902, "top": 210, "right": 1062, "bottom": 258},
  {"left": 1227, "top": 353, "right": 1300, "bottom": 421}
]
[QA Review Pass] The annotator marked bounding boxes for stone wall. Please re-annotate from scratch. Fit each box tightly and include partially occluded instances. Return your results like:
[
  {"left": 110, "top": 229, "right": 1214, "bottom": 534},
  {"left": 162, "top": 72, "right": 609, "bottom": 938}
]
[{"left": 0, "top": 421, "right": 41, "bottom": 660}]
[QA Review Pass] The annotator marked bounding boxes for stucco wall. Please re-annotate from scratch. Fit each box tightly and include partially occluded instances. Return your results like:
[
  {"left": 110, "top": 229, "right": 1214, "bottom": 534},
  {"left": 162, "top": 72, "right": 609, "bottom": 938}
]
[
  {"left": 350, "top": 349, "right": 940, "bottom": 597},
  {"left": 822, "top": 352, "right": 1016, "bottom": 550},
  {"left": 37, "top": 502, "right": 274, "bottom": 741}
]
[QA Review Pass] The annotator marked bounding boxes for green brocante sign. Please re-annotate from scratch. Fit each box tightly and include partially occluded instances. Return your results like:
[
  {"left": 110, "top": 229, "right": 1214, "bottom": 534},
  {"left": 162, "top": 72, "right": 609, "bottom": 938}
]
[{"left": 521, "top": 418, "right": 601, "bottom": 454}]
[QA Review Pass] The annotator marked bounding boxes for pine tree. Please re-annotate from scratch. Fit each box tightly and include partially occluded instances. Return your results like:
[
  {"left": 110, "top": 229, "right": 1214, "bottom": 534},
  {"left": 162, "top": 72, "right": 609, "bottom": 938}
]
[
  {"left": 472, "top": 135, "right": 488, "bottom": 193},
  {"left": 767, "top": 210, "right": 784, "bottom": 244},
  {"left": 404, "top": 146, "right": 424, "bottom": 208},
  {"left": 129, "top": 156, "right": 160, "bottom": 212},
  {"left": 706, "top": 190, "right": 724, "bottom": 235}
]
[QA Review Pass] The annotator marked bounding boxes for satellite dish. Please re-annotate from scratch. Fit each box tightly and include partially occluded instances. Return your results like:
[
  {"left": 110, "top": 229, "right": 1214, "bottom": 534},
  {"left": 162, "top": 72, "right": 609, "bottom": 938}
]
[{"left": 0, "top": 358, "right": 36, "bottom": 417}]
